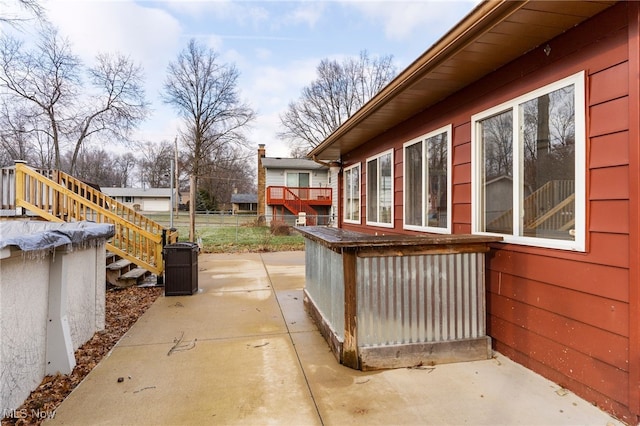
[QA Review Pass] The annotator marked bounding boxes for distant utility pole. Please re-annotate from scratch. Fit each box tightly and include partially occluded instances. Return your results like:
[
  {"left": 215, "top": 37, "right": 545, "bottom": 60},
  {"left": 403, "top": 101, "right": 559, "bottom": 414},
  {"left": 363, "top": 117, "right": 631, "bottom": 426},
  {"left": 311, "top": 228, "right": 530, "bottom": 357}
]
[{"left": 174, "top": 136, "right": 179, "bottom": 218}]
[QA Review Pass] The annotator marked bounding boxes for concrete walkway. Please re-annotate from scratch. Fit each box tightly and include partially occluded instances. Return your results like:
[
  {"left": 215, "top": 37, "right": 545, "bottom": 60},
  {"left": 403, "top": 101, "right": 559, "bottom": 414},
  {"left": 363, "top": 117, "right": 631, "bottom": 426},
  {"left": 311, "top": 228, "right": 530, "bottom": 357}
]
[{"left": 49, "top": 252, "right": 623, "bottom": 425}]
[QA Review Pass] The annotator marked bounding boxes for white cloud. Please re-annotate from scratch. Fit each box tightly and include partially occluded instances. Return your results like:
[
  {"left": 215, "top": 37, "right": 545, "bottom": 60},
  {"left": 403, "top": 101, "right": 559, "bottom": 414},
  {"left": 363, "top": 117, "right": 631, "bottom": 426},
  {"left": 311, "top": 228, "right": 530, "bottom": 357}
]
[
  {"left": 285, "top": 2, "right": 326, "bottom": 28},
  {"left": 163, "top": 0, "right": 269, "bottom": 29},
  {"left": 242, "top": 57, "right": 320, "bottom": 157},
  {"left": 341, "top": 0, "right": 477, "bottom": 41},
  {"left": 46, "top": 0, "right": 182, "bottom": 70},
  {"left": 254, "top": 47, "right": 271, "bottom": 60}
]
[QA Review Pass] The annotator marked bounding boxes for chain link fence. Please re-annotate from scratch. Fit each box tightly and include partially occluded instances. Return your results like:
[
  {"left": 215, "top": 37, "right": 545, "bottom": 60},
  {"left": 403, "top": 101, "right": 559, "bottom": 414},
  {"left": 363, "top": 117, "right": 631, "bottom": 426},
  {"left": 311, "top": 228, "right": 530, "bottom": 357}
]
[{"left": 145, "top": 212, "right": 335, "bottom": 246}]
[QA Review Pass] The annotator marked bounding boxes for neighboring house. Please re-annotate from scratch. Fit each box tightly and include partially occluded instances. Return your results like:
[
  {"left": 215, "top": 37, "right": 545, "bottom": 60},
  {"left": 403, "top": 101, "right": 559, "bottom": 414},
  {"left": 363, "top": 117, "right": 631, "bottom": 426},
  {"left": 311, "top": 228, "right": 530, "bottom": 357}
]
[
  {"left": 256, "top": 144, "right": 333, "bottom": 225},
  {"left": 309, "top": 1, "right": 639, "bottom": 423},
  {"left": 231, "top": 193, "right": 257, "bottom": 214},
  {"left": 102, "top": 187, "right": 172, "bottom": 212}
]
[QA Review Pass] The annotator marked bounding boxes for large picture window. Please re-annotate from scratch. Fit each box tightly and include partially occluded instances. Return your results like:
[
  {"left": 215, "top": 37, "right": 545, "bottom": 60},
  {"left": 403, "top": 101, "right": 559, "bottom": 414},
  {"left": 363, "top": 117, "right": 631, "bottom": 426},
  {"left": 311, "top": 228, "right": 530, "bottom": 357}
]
[
  {"left": 343, "top": 163, "right": 360, "bottom": 223},
  {"left": 472, "top": 72, "right": 585, "bottom": 251},
  {"left": 403, "top": 125, "right": 451, "bottom": 233},
  {"left": 366, "top": 150, "right": 393, "bottom": 227}
]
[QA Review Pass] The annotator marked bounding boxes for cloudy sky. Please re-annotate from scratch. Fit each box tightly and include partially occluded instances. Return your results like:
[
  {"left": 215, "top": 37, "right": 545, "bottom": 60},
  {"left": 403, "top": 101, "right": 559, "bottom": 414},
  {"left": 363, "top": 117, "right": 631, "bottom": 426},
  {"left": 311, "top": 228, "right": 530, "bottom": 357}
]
[{"left": 5, "top": 0, "right": 478, "bottom": 157}]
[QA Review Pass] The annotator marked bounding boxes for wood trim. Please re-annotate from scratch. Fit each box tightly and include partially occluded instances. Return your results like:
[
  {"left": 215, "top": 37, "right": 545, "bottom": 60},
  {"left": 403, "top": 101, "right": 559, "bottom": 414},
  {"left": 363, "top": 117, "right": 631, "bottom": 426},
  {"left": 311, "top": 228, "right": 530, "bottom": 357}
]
[
  {"left": 359, "top": 337, "right": 492, "bottom": 371},
  {"left": 342, "top": 249, "right": 359, "bottom": 369},
  {"left": 355, "top": 243, "right": 491, "bottom": 258},
  {"left": 627, "top": 0, "right": 640, "bottom": 417},
  {"left": 296, "top": 226, "right": 502, "bottom": 248}
]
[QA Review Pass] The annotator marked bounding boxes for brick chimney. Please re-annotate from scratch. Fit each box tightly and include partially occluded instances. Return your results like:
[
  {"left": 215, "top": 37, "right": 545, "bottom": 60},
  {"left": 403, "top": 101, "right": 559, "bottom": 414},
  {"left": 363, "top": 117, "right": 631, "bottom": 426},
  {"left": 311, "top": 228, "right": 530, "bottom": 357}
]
[{"left": 257, "top": 144, "right": 266, "bottom": 217}]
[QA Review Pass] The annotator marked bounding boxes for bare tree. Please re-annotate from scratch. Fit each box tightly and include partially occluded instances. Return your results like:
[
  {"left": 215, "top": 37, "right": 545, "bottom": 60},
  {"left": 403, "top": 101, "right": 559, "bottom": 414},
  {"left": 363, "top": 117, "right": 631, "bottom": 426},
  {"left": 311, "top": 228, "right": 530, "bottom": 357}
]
[
  {"left": 163, "top": 38, "right": 255, "bottom": 240},
  {"left": 198, "top": 144, "right": 255, "bottom": 211},
  {"left": 64, "top": 147, "right": 115, "bottom": 186},
  {"left": 59, "top": 147, "right": 137, "bottom": 188},
  {"left": 114, "top": 152, "right": 136, "bottom": 187},
  {"left": 0, "top": 25, "right": 148, "bottom": 173},
  {"left": 0, "top": 0, "right": 45, "bottom": 28},
  {"left": 0, "top": 101, "right": 35, "bottom": 166},
  {"left": 138, "top": 140, "right": 173, "bottom": 188},
  {"left": 279, "top": 50, "right": 396, "bottom": 155},
  {"left": 0, "top": 26, "right": 80, "bottom": 169},
  {"left": 67, "top": 52, "right": 148, "bottom": 174}
]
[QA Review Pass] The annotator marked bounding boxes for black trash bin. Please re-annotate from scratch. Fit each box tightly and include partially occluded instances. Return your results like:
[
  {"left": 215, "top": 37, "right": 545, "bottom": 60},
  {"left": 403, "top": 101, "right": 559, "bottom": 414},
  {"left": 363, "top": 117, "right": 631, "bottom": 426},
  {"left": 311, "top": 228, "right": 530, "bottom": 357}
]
[{"left": 163, "top": 242, "right": 199, "bottom": 296}]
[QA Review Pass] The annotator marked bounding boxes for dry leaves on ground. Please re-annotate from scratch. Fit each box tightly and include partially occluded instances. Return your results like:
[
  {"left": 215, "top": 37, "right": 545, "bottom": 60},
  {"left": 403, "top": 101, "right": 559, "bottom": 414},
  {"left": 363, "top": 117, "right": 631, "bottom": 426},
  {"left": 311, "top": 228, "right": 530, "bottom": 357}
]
[{"left": 1, "top": 286, "right": 162, "bottom": 426}]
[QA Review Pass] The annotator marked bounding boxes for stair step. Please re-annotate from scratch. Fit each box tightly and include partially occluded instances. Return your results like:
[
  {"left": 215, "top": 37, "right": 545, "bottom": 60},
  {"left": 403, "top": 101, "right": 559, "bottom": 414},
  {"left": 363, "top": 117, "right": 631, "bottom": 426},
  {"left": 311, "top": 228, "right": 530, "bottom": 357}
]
[
  {"left": 116, "top": 267, "right": 150, "bottom": 287},
  {"left": 105, "top": 252, "right": 117, "bottom": 266},
  {"left": 118, "top": 267, "right": 148, "bottom": 280},
  {"left": 106, "top": 258, "right": 134, "bottom": 287},
  {"left": 107, "top": 259, "right": 132, "bottom": 271}
]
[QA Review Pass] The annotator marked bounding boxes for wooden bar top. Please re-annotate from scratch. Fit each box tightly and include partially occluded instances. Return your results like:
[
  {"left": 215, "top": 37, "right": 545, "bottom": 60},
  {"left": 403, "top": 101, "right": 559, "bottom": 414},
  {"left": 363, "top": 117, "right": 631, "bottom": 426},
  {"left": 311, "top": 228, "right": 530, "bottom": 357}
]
[{"left": 296, "top": 226, "right": 502, "bottom": 250}]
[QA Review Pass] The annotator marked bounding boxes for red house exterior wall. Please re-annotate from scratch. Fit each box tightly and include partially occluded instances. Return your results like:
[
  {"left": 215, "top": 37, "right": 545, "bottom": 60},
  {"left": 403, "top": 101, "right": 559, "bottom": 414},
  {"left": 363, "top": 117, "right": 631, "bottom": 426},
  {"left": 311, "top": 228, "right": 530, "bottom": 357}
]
[{"left": 339, "top": 3, "right": 639, "bottom": 422}]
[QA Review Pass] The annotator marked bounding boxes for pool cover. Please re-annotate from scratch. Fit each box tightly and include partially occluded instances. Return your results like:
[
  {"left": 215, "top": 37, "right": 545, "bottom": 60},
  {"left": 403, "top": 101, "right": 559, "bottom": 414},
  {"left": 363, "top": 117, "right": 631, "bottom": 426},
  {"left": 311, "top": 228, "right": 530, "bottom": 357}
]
[{"left": 0, "top": 221, "right": 115, "bottom": 252}]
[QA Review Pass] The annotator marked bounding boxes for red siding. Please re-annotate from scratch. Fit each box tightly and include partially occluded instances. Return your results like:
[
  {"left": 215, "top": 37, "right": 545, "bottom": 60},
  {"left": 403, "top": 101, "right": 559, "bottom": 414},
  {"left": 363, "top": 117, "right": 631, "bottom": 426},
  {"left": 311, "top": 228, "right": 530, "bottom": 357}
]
[
  {"left": 590, "top": 166, "right": 629, "bottom": 200},
  {"left": 339, "top": 3, "right": 638, "bottom": 421},
  {"left": 591, "top": 131, "right": 629, "bottom": 169},
  {"left": 590, "top": 62, "right": 629, "bottom": 105},
  {"left": 491, "top": 316, "right": 629, "bottom": 406},
  {"left": 591, "top": 97, "right": 629, "bottom": 137},
  {"left": 591, "top": 200, "right": 629, "bottom": 233},
  {"left": 627, "top": 0, "right": 640, "bottom": 415},
  {"left": 489, "top": 291, "right": 628, "bottom": 370}
]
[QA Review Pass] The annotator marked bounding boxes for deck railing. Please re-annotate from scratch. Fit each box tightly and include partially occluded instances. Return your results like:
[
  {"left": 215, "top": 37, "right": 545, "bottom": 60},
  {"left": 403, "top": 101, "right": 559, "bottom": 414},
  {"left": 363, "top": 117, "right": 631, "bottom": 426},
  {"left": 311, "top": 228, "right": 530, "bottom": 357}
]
[
  {"left": 13, "top": 163, "right": 177, "bottom": 275},
  {"left": 267, "top": 186, "right": 332, "bottom": 226},
  {"left": 266, "top": 186, "right": 332, "bottom": 205}
]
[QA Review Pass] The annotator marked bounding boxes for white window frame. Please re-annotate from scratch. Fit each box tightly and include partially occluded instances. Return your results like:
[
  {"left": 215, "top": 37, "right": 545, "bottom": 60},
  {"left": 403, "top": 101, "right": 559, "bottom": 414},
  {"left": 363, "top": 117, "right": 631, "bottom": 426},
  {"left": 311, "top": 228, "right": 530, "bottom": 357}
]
[
  {"left": 366, "top": 149, "right": 394, "bottom": 228},
  {"left": 471, "top": 71, "right": 586, "bottom": 251},
  {"left": 343, "top": 163, "right": 361, "bottom": 224},
  {"left": 403, "top": 125, "right": 452, "bottom": 234}
]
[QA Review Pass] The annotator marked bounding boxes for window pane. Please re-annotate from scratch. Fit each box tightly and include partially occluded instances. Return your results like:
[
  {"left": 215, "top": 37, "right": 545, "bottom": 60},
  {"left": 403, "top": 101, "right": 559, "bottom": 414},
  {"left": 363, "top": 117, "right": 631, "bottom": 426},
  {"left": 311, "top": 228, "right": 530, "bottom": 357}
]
[
  {"left": 286, "top": 173, "right": 297, "bottom": 187},
  {"left": 351, "top": 167, "right": 360, "bottom": 221},
  {"left": 344, "top": 169, "right": 350, "bottom": 219},
  {"left": 427, "top": 133, "right": 447, "bottom": 228},
  {"left": 520, "top": 84, "right": 575, "bottom": 240},
  {"left": 299, "top": 172, "right": 310, "bottom": 187},
  {"left": 405, "top": 142, "right": 422, "bottom": 226},
  {"left": 345, "top": 167, "right": 360, "bottom": 221},
  {"left": 480, "top": 110, "right": 513, "bottom": 234},
  {"left": 379, "top": 153, "right": 392, "bottom": 224},
  {"left": 367, "top": 159, "right": 378, "bottom": 222}
]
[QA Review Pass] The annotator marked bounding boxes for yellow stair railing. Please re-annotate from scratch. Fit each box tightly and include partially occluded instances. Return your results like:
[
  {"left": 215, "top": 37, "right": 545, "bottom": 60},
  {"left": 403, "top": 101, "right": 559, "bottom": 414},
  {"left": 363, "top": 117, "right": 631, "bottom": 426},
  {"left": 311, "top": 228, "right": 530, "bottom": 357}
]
[{"left": 14, "top": 162, "right": 178, "bottom": 275}]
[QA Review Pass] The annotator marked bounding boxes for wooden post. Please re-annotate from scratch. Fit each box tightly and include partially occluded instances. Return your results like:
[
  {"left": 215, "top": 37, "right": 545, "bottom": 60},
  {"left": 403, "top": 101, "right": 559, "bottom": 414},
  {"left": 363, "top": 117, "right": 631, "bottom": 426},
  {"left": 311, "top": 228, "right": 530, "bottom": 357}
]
[
  {"left": 14, "top": 161, "right": 26, "bottom": 215},
  {"left": 342, "top": 249, "right": 359, "bottom": 369},
  {"left": 189, "top": 174, "right": 196, "bottom": 242}
]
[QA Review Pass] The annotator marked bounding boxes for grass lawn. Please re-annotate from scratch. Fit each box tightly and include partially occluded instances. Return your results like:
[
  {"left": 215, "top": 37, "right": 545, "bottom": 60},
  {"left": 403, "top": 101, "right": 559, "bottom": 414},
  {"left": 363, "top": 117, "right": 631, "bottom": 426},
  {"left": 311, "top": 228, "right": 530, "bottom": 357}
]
[
  {"left": 143, "top": 212, "right": 304, "bottom": 252},
  {"left": 174, "top": 224, "right": 305, "bottom": 253}
]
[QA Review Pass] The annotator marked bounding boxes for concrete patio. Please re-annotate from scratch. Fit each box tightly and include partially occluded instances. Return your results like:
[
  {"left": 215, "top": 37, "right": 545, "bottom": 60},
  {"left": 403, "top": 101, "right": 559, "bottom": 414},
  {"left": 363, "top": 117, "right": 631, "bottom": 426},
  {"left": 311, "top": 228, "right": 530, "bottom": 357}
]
[{"left": 48, "top": 251, "right": 623, "bottom": 425}]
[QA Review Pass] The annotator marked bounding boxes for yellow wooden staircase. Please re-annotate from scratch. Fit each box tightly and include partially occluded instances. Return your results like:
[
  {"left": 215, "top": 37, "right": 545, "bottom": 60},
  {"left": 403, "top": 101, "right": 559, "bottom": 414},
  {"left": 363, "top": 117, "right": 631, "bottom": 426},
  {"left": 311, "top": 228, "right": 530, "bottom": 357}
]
[{"left": 12, "top": 162, "right": 177, "bottom": 277}]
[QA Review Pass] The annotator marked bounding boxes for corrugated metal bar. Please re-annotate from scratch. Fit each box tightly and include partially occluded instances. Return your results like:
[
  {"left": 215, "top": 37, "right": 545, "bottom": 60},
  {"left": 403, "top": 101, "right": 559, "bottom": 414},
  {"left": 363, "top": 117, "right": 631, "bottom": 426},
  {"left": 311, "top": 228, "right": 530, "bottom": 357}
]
[
  {"left": 304, "top": 239, "right": 345, "bottom": 339},
  {"left": 357, "top": 252, "right": 485, "bottom": 347}
]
